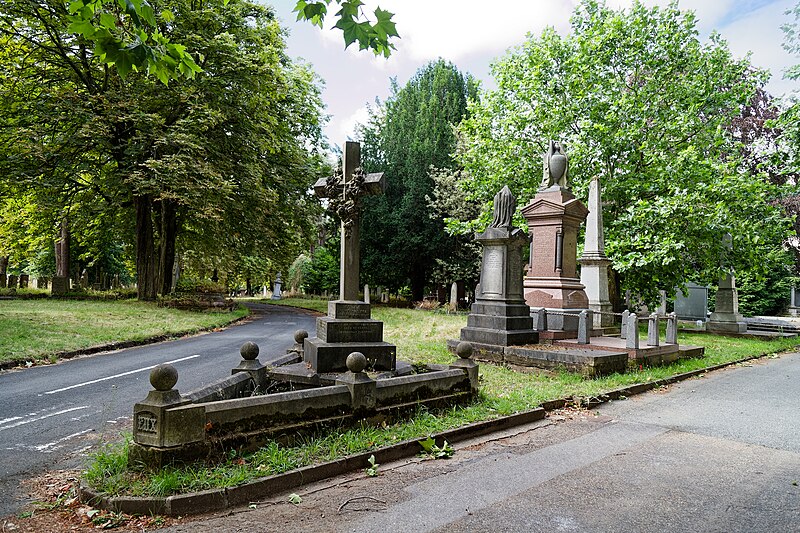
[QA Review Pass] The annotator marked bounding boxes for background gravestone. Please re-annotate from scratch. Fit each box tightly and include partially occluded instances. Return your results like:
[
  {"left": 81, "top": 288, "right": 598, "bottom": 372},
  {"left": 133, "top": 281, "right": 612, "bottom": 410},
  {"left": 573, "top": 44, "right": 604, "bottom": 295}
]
[
  {"left": 675, "top": 283, "right": 708, "bottom": 321},
  {"left": 578, "top": 175, "right": 613, "bottom": 328}
]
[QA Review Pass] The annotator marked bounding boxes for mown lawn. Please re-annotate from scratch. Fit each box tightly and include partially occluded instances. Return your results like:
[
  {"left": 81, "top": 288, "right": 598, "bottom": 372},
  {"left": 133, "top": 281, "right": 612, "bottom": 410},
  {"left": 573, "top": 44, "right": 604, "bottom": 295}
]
[
  {"left": 84, "top": 298, "right": 800, "bottom": 497},
  {"left": 0, "top": 299, "right": 248, "bottom": 365}
]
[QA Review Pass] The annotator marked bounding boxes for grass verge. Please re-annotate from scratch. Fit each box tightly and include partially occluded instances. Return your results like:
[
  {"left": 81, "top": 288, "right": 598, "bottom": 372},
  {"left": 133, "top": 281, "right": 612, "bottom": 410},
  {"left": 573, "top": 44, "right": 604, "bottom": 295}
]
[
  {"left": 84, "top": 298, "right": 800, "bottom": 497},
  {"left": 0, "top": 299, "right": 249, "bottom": 365}
]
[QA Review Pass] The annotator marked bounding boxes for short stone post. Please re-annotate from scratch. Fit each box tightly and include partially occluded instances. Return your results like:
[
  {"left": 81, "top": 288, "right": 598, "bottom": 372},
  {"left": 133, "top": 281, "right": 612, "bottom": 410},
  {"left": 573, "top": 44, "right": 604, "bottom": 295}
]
[
  {"left": 620, "top": 309, "right": 630, "bottom": 339},
  {"left": 626, "top": 313, "right": 639, "bottom": 349},
  {"left": 666, "top": 312, "right": 678, "bottom": 344},
  {"left": 287, "top": 329, "right": 308, "bottom": 358},
  {"left": 133, "top": 364, "right": 191, "bottom": 448},
  {"left": 450, "top": 281, "right": 459, "bottom": 312},
  {"left": 647, "top": 313, "right": 660, "bottom": 346},
  {"left": 232, "top": 342, "right": 267, "bottom": 390},
  {"left": 364, "top": 284, "right": 370, "bottom": 304},
  {"left": 450, "top": 342, "right": 479, "bottom": 392},
  {"left": 533, "top": 308, "right": 548, "bottom": 332},
  {"left": 335, "top": 352, "right": 377, "bottom": 412},
  {"left": 577, "top": 310, "right": 591, "bottom": 344}
]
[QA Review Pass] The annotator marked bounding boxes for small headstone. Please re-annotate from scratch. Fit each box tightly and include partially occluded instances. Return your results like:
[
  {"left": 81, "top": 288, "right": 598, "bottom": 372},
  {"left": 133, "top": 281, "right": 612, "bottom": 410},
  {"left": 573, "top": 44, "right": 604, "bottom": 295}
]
[
  {"left": 364, "top": 284, "right": 370, "bottom": 304},
  {"left": 51, "top": 276, "right": 69, "bottom": 296},
  {"left": 18, "top": 274, "right": 29, "bottom": 288},
  {"left": 450, "top": 282, "right": 458, "bottom": 311},
  {"left": 271, "top": 272, "right": 282, "bottom": 300},
  {"left": 262, "top": 285, "right": 268, "bottom": 298},
  {"left": 675, "top": 282, "right": 708, "bottom": 321},
  {"left": 80, "top": 269, "right": 88, "bottom": 289},
  {"left": 381, "top": 291, "right": 389, "bottom": 303},
  {"left": 7, "top": 274, "right": 17, "bottom": 289}
]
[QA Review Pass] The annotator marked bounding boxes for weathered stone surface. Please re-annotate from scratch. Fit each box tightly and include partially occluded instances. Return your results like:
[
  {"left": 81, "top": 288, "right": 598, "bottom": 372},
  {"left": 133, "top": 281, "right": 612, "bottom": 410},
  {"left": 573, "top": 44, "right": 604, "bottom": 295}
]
[
  {"left": 316, "top": 317, "right": 383, "bottom": 343},
  {"left": 304, "top": 338, "right": 396, "bottom": 373},
  {"left": 51, "top": 276, "right": 69, "bottom": 295},
  {"left": 522, "top": 174, "right": 589, "bottom": 309},
  {"left": 708, "top": 273, "right": 747, "bottom": 333}
]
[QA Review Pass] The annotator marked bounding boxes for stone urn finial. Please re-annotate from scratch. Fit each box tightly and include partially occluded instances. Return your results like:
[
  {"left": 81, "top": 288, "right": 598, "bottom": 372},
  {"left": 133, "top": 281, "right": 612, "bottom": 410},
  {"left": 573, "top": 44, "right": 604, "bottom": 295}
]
[{"left": 541, "top": 140, "right": 568, "bottom": 190}]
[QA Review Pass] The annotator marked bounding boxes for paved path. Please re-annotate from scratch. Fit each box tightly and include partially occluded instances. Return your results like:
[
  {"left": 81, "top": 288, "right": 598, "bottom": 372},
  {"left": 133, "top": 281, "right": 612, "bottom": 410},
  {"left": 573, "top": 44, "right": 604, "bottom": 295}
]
[
  {"left": 0, "top": 303, "right": 316, "bottom": 516},
  {"left": 165, "top": 351, "right": 800, "bottom": 532}
]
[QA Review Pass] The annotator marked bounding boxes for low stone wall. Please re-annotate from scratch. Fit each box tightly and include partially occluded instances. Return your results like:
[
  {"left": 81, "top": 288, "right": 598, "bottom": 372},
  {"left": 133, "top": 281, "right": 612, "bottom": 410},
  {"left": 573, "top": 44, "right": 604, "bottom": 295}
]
[{"left": 130, "top": 346, "right": 479, "bottom": 467}]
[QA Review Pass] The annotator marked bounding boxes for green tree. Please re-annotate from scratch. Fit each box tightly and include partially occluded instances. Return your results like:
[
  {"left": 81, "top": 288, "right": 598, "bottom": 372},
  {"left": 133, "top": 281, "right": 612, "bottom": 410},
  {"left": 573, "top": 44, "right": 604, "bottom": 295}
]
[
  {"left": 0, "top": 0, "right": 328, "bottom": 299},
  {"left": 358, "top": 60, "right": 479, "bottom": 300},
  {"left": 457, "top": 0, "right": 790, "bottom": 305}
]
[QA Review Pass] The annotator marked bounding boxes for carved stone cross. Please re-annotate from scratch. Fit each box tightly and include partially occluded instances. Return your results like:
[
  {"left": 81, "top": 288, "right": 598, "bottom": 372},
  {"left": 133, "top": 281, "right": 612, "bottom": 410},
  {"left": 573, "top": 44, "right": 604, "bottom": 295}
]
[{"left": 313, "top": 141, "right": 385, "bottom": 301}]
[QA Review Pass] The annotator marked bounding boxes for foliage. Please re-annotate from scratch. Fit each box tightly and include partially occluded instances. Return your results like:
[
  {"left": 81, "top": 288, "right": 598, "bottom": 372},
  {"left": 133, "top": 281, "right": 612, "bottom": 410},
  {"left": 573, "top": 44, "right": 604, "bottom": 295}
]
[
  {"left": 418, "top": 436, "right": 454, "bottom": 459},
  {"left": 457, "top": 0, "right": 791, "bottom": 305},
  {"left": 287, "top": 253, "right": 311, "bottom": 293},
  {"left": 736, "top": 249, "right": 796, "bottom": 316},
  {"left": 293, "top": 0, "right": 399, "bottom": 57},
  {"left": 0, "top": 0, "right": 328, "bottom": 300},
  {"left": 359, "top": 60, "right": 480, "bottom": 300},
  {"left": 365, "top": 454, "right": 379, "bottom": 476},
  {"left": 301, "top": 246, "right": 340, "bottom": 295}
]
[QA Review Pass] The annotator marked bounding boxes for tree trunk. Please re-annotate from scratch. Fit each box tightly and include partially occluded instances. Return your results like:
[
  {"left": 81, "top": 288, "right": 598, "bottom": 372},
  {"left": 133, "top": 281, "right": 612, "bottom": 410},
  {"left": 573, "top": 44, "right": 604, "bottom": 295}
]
[
  {"left": 135, "top": 194, "right": 158, "bottom": 300},
  {"left": 157, "top": 200, "right": 178, "bottom": 296},
  {"left": 55, "top": 216, "right": 70, "bottom": 278},
  {"left": 0, "top": 256, "right": 7, "bottom": 288},
  {"left": 246, "top": 277, "right": 252, "bottom": 296}
]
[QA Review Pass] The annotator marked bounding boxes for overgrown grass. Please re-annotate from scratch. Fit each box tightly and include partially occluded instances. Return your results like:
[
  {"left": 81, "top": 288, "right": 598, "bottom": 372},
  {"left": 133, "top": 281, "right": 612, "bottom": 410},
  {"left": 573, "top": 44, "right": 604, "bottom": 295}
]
[
  {"left": 84, "top": 297, "right": 800, "bottom": 497},
  {"left": 0, "top": 300, "right": 248, "bottom": 364}
]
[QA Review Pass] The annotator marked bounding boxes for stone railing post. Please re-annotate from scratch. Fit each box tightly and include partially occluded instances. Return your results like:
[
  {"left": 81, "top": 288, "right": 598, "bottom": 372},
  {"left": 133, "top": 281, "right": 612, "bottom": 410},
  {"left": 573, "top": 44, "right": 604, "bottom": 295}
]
[
  {"left": 450, "top": 341, "right": 479, "bottom": 392},
  {"left": 534, "top": 307, "right": 548, "bottom": 332},
  {"left": 133, "top": 364, "right": 191, "bottom": 448},
  {"left": 577, "top": 310, "right": 590, "bottom": 344},
  {"left": 620, "top": 309, "right": 630, "bottom": 339},
  {"left": 666, "top": 312, "right": 678, "bottom": 344},
  {"left": 335, "top": 352, "right": 377, "bottom": 412},
  {"left": 626, "top": 313, "right": 639, "bottom": 349},
  {"left": 647, "top": 313, "right": 660, "bottom": 346},
  {"left": 232, "top": 342, "right": 267, "bottom": 390}
]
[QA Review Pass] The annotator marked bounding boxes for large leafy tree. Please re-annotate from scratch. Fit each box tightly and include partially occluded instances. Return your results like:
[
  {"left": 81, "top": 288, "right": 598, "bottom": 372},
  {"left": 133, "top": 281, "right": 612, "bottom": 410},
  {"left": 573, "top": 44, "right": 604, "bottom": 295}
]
[
  {"left": 358, "top": 60, "right": 479, "bottom": 300},
  {"left": 0, "top": 0, "right": 327, "bottom": 299},
  {"left": 457, "top": 0, "right": 790, "bottom": 305}
]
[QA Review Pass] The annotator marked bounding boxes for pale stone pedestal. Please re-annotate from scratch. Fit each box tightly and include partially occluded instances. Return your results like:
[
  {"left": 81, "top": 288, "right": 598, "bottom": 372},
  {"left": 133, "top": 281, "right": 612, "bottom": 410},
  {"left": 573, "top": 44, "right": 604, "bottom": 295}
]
[{"left": 707, "top": 274, "right": 747, "bottom": 333}]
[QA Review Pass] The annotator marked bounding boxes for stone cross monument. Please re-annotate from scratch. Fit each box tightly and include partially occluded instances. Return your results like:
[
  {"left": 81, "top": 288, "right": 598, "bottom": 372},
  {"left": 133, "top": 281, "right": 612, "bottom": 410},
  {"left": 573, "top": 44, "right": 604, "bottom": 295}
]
[
  {"left": 313, "top": 142, "right": 385, "bottom": 301},
  {"left": 305, "top": 141, "right": 396, "bottom": 373},
  {"left": 578, "top": 176, "right": 613, "bottom": 327}
]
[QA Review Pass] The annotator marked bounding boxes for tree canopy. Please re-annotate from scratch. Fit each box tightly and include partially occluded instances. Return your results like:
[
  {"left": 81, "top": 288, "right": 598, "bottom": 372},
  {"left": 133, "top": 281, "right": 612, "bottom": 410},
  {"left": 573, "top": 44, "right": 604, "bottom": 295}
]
[
  {"left": 358, "top": 59, "right": 479, "bottom": 300},
  {"left": 0, "top": 0, "right": 329, "bottom": 298},
  {"left": 457, "top": 0, "right": 792, "bottom": 305}
]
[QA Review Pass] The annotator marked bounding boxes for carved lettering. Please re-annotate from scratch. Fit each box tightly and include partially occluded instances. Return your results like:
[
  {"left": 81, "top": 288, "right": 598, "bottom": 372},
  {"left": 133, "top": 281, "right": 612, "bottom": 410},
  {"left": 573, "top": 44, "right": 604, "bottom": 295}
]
[{"left": 136, "top": 412, "right": 158, "bottom": 434}]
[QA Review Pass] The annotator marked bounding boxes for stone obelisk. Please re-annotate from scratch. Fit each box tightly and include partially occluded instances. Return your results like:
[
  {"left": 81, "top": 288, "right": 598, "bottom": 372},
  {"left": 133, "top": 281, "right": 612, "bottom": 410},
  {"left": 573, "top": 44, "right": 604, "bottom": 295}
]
[{"left": 578, "top": 176, "right": 613, "bottom": 328}]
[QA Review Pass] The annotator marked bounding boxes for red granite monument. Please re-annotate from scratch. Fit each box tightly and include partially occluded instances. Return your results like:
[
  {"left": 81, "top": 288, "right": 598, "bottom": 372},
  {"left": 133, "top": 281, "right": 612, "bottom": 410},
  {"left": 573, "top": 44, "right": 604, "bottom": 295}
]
[{"left": 522, "top": 141, "right": 589, "bottom": 337}]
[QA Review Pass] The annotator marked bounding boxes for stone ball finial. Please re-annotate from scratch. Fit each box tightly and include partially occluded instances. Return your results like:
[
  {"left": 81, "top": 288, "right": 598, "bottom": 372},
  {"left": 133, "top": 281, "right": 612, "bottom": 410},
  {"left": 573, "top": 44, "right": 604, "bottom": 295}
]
[
  {"left": 346, "top": 351, "right": 368, "bottom": 373},
  {"left": 294, "top": 329, "right": 309, "bottom": 344},
  {"left": 150, "top": 364, "right": 178, "bottom": 391},
  {"left": 455, "top": 342, "right": 473, "bottom": 359},
  {"left": 240, "top": 341, "right": 259, "bottom": 360}
]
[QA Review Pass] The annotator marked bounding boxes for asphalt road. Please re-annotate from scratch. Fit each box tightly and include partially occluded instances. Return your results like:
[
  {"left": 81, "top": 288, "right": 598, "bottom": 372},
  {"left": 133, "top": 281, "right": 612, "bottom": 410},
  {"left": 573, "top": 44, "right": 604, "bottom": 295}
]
[
  {"left": 0, "top": 302, "right": 316, "bottom": 516},
  {"left": 164, "top": 350, "right": 800, "bottom": 533}
]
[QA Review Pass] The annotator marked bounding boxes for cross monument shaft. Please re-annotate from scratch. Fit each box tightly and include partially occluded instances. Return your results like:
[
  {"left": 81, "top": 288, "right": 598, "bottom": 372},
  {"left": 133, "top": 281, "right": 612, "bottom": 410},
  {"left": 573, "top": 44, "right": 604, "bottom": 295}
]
[{"left": 313, "top": 141, "right": 385, "bottom": 301}]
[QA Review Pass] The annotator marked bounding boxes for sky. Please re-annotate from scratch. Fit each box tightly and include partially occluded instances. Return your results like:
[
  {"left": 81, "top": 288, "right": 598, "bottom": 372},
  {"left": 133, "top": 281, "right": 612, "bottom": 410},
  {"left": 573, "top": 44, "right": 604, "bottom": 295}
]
[{"left": 266, "top": 0, "right": 800, "bottom": 147}]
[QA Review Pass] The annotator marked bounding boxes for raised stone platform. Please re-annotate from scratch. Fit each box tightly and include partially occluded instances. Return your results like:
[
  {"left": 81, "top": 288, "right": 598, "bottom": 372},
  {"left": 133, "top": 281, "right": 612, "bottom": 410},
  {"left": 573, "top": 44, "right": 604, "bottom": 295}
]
[
  {"left": 446, "top": 339, "right": 627, "bottom": 377},
  {"left": 304, "top": 300, "right": 397, "bottom": 373},
  {"left": 554, "top": 336, "right": 704, "bottom": 366}
]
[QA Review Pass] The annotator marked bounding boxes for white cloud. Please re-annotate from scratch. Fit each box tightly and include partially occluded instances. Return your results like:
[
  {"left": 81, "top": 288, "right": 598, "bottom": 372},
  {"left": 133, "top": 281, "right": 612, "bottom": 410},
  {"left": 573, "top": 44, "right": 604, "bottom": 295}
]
[{"left": 338, "top": 105, "right": 372, "bottom": 141}]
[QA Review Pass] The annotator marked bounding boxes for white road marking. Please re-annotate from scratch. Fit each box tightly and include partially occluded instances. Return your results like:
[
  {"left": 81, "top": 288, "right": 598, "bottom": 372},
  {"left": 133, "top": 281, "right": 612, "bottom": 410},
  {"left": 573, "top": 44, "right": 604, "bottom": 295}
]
[
  {"left": 43, "top": 354, "right": 202, "bottom": 395},
  {"left": 35, "top": 429, "right": 94, "bottom": 452},
  {"left": 0, "top": 416, "right": 23, "bottom": 425},
  {"left": 0, "top": 406, "right": 90, "bottom": 432}
]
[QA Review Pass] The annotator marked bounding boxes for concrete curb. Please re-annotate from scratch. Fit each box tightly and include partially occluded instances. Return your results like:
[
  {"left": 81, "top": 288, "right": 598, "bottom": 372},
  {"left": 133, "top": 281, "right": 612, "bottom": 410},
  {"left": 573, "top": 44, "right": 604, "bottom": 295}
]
[
  {"left": 79, "top": 348, "right": 791, "bottom": 517},
  {"left": 0, "top": 314, "right": 250, "bottom": 372}
]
